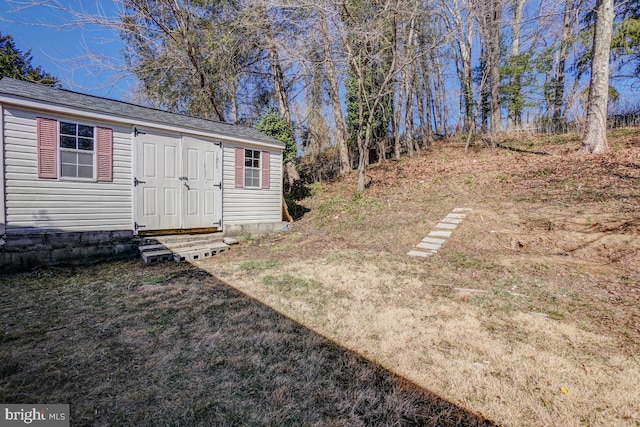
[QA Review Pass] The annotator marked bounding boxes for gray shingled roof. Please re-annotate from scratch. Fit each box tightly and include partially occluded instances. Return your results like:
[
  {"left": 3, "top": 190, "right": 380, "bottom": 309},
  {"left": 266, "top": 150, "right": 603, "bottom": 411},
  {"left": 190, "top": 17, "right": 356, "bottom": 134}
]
[{"left": 0, "top": 77, "right": 284, "bottom": 148}]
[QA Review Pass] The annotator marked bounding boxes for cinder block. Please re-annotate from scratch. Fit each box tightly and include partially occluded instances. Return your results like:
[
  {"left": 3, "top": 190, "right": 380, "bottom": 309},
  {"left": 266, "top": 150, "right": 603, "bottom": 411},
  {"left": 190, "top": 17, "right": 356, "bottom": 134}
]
[
  {"left": 138, "top": 244, "right": 167, "bottom": 253},
  {"left": 110, "top": 230, "right": 134, "bottom": 241},
  {"left": 224, "top": 224, "right": 243, "bottom": 236},
  {"left": 80, "top": 231, "right": 113, "bottom": 245},
  {"left": 143, "top": 250, "right": 174, "bottom": 265},
  {"left": 45, "top": 232, "right": 81, "bottom": 248},
  {"left": 4, "top": 234, "right": 46, "bottom": 251},
  {"left": 114, "top": 243, "right": 137, "bottom": 257},
  {"left": 50, "top": 246, "right": 108, "bottom": 264},
  {"left": 173, "top": 252, "right": 188, "bottom": 263},
  {"left": 10, "top": 251, "right": 51, "bottom": 271}
]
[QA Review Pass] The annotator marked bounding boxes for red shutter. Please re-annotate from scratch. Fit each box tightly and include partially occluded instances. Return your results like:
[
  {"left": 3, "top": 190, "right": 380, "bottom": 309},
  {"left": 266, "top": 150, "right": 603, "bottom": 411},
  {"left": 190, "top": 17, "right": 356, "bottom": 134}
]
[
  {"left": 235, "top": 147, "right": 244, "bottom": 188},
  {"left": 36, "top": 117, "right": 57, "bottom": 179},
  {"left": 96, "top": 127, "right": 113, "bottom": 182},
  {"left": 262, "top": 151, "right": 270, "bottom": 189}
]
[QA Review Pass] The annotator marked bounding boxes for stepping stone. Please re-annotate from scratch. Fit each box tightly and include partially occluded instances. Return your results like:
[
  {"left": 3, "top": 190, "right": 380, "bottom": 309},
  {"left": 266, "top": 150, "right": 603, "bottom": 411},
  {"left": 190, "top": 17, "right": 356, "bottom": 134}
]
[
  {"left": 454, "top": 288, "right": 488, "bottom": 295},
  {"left": 436, "top": 223, "right": 457, "bottom": 230},
  {"left": 441, "top": 218, "right": 463, "bottom": 224},
  {"left": 447, "top": 213, "right": 466, "bottom": 219},
  {"left": 417, "top": 242, "right": 441, "bottom": 251},
  {"left": 453, "top": 208, "right": 473, "bottom": 212},
  {"left": 223, "top": 237, "right": 239, "bottom": 245},
  {"left": 429, "top": 230, "right": 452, "bottom": 238},
  {"left": 408, "top": 250, "right": 434, "bottom": 258},
  {"left": 421, "top": 237, "right": 446, "bottom": 245}
]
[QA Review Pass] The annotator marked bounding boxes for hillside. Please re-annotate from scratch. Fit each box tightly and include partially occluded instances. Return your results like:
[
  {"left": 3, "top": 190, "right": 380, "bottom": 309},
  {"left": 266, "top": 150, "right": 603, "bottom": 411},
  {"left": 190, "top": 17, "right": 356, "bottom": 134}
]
[{"left": 206, "top": 129, "right": 640, "bottom": 426}]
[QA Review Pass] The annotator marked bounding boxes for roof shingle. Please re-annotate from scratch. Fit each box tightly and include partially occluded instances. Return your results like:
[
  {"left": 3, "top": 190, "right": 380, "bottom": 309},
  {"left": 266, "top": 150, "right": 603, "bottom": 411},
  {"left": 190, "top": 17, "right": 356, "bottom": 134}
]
[{"left": 0, "top": 77, "right": 284, "bottom": 148}]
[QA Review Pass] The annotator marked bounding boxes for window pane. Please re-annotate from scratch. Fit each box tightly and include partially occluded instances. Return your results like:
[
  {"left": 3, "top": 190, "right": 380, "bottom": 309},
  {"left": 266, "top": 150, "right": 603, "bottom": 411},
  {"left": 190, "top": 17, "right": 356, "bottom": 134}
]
[
  {"left": 252, "top": 158, "right": 259, "bottom": 168},
  {"left": 252, "top": 150, "right": 260, "bottom": 159},
  {"left": 245, "top": 158, "right": 252, "bottom": 167},
  {"left": 78, "top": 165, "right": 93, "bottom": 178},
  {"left": 60, "top": 136, "right": 76, "bottom": 149},
  {"left": 78, "top": 152, "right": 93, "bottom": 165},
  {"left": 61, "top": 164, "right": 77, "bottom": 177},
  {"left": 60, "top": 122, "right": 76, "bottom": 136},
  {"left": 245, "top": 168, "right": 260, "bottom": 187},
  {"left": 78, "top": 138, "right": 94, "bottom": 151},
  {"left": 61, "top": 151, "right": 77, "bottom": 164},
  {"left": 78, "top": 125, "right": 93, "bottom": 137}
]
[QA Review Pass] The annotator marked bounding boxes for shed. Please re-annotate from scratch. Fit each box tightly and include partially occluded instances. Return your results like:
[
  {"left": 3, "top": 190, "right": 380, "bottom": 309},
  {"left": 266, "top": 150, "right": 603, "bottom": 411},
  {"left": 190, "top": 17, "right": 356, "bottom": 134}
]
[{"left": 0, "top": 77, "right": 285, "bottom": 270}]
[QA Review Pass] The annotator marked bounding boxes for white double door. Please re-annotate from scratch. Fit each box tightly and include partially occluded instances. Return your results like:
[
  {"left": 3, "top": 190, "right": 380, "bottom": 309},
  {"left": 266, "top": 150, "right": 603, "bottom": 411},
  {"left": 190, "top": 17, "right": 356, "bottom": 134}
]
[{"left": 135, "top": 131, "right": 222, "bottom": 231}]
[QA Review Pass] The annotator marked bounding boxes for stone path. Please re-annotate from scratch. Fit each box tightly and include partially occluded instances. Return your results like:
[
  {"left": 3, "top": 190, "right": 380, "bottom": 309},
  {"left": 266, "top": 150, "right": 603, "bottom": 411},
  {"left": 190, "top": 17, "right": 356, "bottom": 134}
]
[{"left": 408, "top": 208, "right": 472, "bottom": 259}]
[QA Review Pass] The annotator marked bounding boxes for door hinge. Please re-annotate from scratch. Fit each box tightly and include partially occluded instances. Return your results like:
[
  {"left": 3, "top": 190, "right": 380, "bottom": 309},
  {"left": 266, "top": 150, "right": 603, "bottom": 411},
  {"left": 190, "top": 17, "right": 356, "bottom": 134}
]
[
  {"left": 135, "top": 222, "right": 147, "bottom": 231},
  {"left": 134, "top": 127, "right": 146, "bottom": 137},
  {"left": 214, "top": 219, "right": 222, "bottom": 228},
  {"left": 214, "top": 141, "right": 222, "bottom": 147},
  {"left": 214, "top": 182, "right": 222, "bottom": 189},
  {"left": 134, "top": 177, "right": 146, "bottom": 187}
]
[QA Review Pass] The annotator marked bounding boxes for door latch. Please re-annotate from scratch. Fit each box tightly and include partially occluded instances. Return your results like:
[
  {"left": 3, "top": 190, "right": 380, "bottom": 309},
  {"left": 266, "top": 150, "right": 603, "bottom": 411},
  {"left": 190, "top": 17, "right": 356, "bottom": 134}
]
[{"left": 178, "top": 176, "right": 189, "bottom": 181}]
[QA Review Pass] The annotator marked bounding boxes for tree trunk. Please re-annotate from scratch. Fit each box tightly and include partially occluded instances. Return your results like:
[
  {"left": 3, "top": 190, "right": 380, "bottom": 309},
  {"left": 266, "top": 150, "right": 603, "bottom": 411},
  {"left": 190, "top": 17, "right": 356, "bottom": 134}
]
[
  {"left": 507, "top": 0, "right": 525, "bottom": 129},
  {"left": 319, "top": 10, "right": 351, "bottom": 174},
  {"left": 581, "top": 0, "right": 614, "bottom": 154},
  {"left": 552, "top": 0, "right": 575, "bottom": 122},
  {"left": 488, "top": 0, "right": 502, "bottom": 133}
]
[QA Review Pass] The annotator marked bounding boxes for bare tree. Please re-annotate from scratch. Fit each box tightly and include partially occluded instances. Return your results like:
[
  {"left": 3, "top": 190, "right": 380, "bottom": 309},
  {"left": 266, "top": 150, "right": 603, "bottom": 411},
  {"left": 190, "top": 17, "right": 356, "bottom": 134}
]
[
  {"left": 442, "top": 0, "right": 475, "bottom": 132},
  {"left": 581, "top": 0, "right": 614, "bottom": 154},
  {"left": 506, "top": 0, "right": 525, "bottom": 128},
  {"left": 317, "top": 4, "right": 351, "bottom": 174},
  {"left": 552, "top": 0, "right": 582, "bottom": 123}
]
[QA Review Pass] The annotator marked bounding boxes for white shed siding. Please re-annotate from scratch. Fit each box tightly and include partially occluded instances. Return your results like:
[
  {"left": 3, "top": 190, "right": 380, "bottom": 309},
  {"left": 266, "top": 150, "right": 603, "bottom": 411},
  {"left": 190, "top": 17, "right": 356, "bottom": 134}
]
[
  {"left": 3, "top": 107, "right": 132, "bottom": 233},
  {"left": 222, "top": 144, "right": 282, "bottom": 225}
]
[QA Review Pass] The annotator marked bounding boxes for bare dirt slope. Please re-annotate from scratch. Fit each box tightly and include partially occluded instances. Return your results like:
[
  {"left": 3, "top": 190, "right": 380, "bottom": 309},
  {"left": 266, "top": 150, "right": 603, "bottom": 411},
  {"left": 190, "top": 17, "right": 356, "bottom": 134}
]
[{"left": 201, "top": 129, "right": 640, "bottom": 427}]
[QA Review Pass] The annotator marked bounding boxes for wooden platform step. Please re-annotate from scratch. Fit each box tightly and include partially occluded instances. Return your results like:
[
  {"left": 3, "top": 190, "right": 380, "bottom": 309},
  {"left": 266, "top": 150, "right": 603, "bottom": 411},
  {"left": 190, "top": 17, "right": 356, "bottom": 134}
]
[{"left": 139, "top": 237, "right": 230, "bottom": 265}]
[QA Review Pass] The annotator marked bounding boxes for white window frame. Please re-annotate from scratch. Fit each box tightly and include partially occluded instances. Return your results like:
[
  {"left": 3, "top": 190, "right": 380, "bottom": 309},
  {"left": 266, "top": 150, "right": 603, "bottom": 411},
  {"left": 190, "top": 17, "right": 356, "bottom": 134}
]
[
  {"left": 244, "top": 149, "right": 261, "bottom": 189},
  {"left": 58, "top": 120, "right": 96, "bottom": 181}
]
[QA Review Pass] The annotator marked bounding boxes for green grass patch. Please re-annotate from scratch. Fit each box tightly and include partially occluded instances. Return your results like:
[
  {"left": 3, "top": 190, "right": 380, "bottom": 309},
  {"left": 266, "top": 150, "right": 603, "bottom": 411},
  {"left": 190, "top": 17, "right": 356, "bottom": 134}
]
[
  {"left": 239, "top": 259, "right": 279, "bottom": 272},
  {"left": 261, "top": 274, "right": 321, "bottom": 295}
]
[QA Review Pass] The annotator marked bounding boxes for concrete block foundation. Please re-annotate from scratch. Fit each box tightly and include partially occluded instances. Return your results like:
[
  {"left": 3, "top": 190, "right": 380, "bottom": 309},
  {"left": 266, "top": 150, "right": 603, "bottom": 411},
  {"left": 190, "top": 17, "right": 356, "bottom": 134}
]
[{"left": 0, "top": 230, "right": 137, "bottom": 274}]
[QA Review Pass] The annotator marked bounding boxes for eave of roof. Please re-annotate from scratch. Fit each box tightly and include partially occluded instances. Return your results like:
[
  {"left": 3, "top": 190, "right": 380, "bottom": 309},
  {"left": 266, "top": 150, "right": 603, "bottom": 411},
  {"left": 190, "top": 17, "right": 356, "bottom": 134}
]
[{"left": 0, "top": 77, "right": 285, "bottom": 149}]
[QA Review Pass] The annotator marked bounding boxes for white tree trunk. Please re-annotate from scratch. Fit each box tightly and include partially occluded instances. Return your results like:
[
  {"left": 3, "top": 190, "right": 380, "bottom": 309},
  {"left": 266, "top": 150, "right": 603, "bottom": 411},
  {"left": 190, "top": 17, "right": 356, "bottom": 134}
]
[{"left": 581, "top": 0, "right": 614, "bottom": 154}]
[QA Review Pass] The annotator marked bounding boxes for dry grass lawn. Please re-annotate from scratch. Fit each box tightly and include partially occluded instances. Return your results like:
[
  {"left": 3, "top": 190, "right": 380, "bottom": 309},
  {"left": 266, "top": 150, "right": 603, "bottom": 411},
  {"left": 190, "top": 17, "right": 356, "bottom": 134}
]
[
  {"left": 1, "top": 263, "right": 493, "bottom": 426},
  {"left": 201, "top": 130, "right": 640, "bottom": 427},
  {"left": 2, "top": 129, "right": 639, "bottom": 426}
]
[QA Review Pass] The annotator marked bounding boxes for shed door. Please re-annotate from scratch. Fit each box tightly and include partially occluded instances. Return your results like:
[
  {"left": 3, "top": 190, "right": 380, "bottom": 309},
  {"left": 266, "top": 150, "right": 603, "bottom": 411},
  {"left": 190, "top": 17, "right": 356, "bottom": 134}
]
[
  {"left": 181, "top": 136, "right": 222, "bottom": 229},
  {"left": 135, "top": 131, "right": 222, "bottom": 232}
]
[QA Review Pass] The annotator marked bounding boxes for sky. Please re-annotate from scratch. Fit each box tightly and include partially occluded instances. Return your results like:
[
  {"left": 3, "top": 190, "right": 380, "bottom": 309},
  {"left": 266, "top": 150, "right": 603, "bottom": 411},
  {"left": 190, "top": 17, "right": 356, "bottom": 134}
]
[
  {"left": 0, "top": 0, "right": 134, "bottom": 100},
  {"left": 1, "top": 0, "right": 638, "bottom": 118}
]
